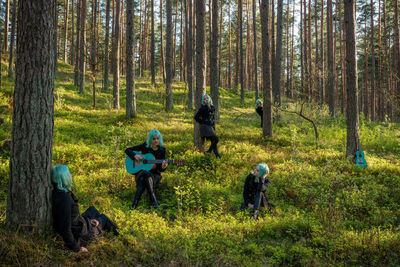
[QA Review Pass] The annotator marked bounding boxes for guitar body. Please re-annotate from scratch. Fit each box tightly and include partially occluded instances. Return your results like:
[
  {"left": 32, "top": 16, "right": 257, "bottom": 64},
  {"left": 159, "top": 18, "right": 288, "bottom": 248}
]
[
  {"left": 355, "top": 150, "right": 367, "bottom": 168},
  {"left": 125, "top": 152, "right": 156, "bottom": 174}
]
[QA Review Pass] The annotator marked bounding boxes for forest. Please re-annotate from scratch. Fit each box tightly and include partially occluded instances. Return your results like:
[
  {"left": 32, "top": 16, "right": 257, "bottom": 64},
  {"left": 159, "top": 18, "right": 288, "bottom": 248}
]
[{"left": 0, "top": 0, "right": 400, "bottom": 265}]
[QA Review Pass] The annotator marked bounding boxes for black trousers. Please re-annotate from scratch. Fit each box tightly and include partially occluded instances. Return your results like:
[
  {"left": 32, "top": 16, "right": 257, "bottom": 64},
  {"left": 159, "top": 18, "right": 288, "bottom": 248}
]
[
  {"left": 81, "top": 206, "right": 118, "bottom": 235},
  {"left": 133, "top": 170, "right": 161, "bottom": 205},
  {"left": 202, "top": 135, "right": 219, "bottom": 157}
]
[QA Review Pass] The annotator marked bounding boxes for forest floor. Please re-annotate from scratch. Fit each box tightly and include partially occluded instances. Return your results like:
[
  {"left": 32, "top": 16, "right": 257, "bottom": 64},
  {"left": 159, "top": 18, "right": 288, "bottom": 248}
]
[{"left": 0, "top": 62, "right": 400, "bottom": 266}]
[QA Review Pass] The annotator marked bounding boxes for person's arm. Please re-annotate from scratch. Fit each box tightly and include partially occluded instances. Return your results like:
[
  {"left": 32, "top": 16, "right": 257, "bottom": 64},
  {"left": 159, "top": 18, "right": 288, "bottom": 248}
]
[
  {"left": 243, "top": 174, "right": 253, "bottom": 206},
  {"left": 54, "top": 194, "right": 81, "bottom": 252},
  {"left": 252, "top": 177, "right": 265, "bottom": 216},
  {"left": 125, "top": 142, "right": 146, "bottom": 160},
  {"left": 157, "top": 148, "right": 167, "bottom": 172},
  {"left": 194, "top": 106, "right": 205, "bottom": 123}
]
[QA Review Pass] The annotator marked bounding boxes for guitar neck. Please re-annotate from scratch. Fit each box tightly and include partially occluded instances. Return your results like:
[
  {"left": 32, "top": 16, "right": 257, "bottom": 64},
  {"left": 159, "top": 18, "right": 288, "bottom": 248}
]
[{"left": 143, "top": 160, "right": 175, "bottom": 164}]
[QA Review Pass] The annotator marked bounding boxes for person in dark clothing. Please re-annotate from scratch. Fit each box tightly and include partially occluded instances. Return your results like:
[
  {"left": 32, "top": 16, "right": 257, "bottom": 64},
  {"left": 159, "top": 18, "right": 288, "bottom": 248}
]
[
  {"left": 194, "top": 94, "right": 221, "bottom": 158},
  {"left": 255, "top": 99, "right": 263, "bottom": 128},
  {"left": 125, "top": 129, "right": 168, "bottom": 209},
  {"left": 241, "top": 163, "right": 274, "bottom": 219},
  {"left": 51, "top": 165, "right": 118, "bottom": 252}
]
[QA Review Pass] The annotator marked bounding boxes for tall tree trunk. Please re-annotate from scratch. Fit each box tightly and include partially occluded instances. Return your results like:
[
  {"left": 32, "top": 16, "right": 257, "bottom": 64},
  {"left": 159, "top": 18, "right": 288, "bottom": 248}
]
[
  {"left": 377, "top": 0, "right": 383, "bottom": 121},
  {"left": 273, "top": 0, "right": 283, "bottom": 106},
  {"left": 74, "top": 0, "right": 81, "bottom": 86},
  {"left": 63, "top": 0, "right": 69, "bottom": 62},
  {"left": 303, "top": 0, "right": 308, "bottom": 97},
  {"left": 363, "top": 20, "right": 369, "bottom": 118},
  {"left": 327, "top": 0, "right": 335, "bottom": 117},
  {"left": 307, "top": 0, "right": 312, "bottom": 99},
  {"left": 210, "top": 0, "right": 219, "bottom": 120},
  {"left": 187, "top": 0, "right": 194, "bottom": 108},
  {"left": 151, "top": 0, "right": 155, "bottom": 84},
  {"left": 126, "top": 0, "right": 136, "bottom": 118},
  {"left": 370, "top": 0, "right": 375, "bottom": 121},
  {"left": 7, "top": 0, "right": 56, "bottom": 229},
  {"left": 300, "top": 0, "right": 304, "bottom": 91},
  {"left": 112, "top": 0, "right": 120, "bottom": 109},
  {"left": 383, "top": 0, "right": 389, "bottom": 121},
  {"left": 160, "top": 0, "right": 165, "bottom": 82},
  {"left": 3, "top": 0, "right": 9, "bottom": 51},
  {"left": 339, "top": 0, "right": 346, "bottom": 114},
  {"left": 314, "top": 0, "right": 319, "bottom": 102},
  {"left": 285, "top": 0, "right": 290, "bottom": 98},
  {"left": 239, "top": 0, "right": 245, "bottom": 104},
  {"left": 320, "top": 0, "right": 325, "bottom": 105},
  {"left": 228, "top": 1, "right": 232, "bottom": 89},
  {"left": 344, "top": 0, "right": 359, "bottom": 158},
  {"left": 289, "top": 0, "right": 295, "bottom": 98},
  {"left": 104, "top": 0, "right": 110, "bottom": 91},
  {"left": 260, "top": 0, "right": 273, "bottom": 137},
  {"left": 166, "top": 0, "right": 174, "bottom": 110},
  {"left": 70, "top": 0, "right": 75, "bottom": 65},
  {"left": 79, "top": 0, "right": 86, "bottom": 94},
  {"left": 394, "top": 0, "right": 400, "bottom": 122},
  {"left": 194, "top": 0, "right": 206, "bottom": 149},
  {"left": 235, "top": 8, "right": 239, "bottom": 89},
  {"left": 253, "top": 0, "right": 259, "bottom": 99},
  {"left": 8, "top": 0, "right": 17, "bottom": 78},
  {"left": 90, "top": 0, "right": 97, "bottom": 72}
]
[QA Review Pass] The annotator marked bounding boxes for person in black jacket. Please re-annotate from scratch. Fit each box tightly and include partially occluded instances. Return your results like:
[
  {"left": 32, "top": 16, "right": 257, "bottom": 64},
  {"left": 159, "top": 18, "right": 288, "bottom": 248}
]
[
  {"left": 51, "top": 165, "right": 118, "bottom": 252},
  {"left": 194, "top": 94, "right": 220, "bottom": 158},
  {"left": 255, "top": 99, "right": 263, "bottom": 128},
  {"left": 125, "top": 129, "right": 168, "bottom": 209},
  {"left": 241, "top": 163, "right": 274, "bottom": 219}
]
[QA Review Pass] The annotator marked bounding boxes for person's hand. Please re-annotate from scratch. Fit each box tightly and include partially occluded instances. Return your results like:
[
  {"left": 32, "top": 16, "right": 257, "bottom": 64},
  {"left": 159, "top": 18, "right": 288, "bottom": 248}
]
[
  {"left": 80, "top": 246, "right": 89, "bottom": 253},
  {"left": 162, "top": 160, "right": 168, "bottom": 169},
  {"left": 248, "top": 204, "right": 254, "bottom": 209},
  {"left": 90, "top": 219, "right": 99, "bottom": 228},
  {"left": 134, "top": 154, "right": 144, "bottom": 161}
]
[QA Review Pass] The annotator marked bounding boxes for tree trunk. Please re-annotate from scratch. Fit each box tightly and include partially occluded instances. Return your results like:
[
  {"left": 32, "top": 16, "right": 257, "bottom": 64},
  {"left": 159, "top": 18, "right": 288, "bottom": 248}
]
[
  {"left": 253, "top": 0, "right": 259, "bottom": 99},
  {"left": 3, "top": 0, "right": 9, "bottom": 51},
  {"left": 394, "top": 0, "right": 400, "bottom": 122},
  {"left": 126, "top": 0, "right": 136, "bottom": 118},
  {"left": 70, "top": 0, "right": 75, "bottom": 65},
  {"left": 210, "top": 0, "right": 219, "bottom": 120},
  {"left": 112, "top": 0, "right": 120, "bottom": 109},
  {"left": 320, "top": 0, "right": 325, "bottom": 105},
  {"left": 327, "top": 0, "right": 335, "bottom": 117},
  {"left": 339, "top": 0, "right": 346, "bottom": 115},
  {"left": 363, "top": 20, "right": 369, "bottom": 118},
  {"left": 314, "top": 0, "right": 319, "bottom": 102},
  {"left": 344, "top": 0, "right": 359, "bottom": 158},
  {"left": 7, "top": 0, "right": 56, "bottom": 229},
  {"left": 194, "top": 0, "right": 206, "bottom": 149},
  {"left": 186, "top": 0, "right": 194, "bottom": 108},
  {"left": 289, "top": 0, "right": 295, "bottom": 98},
  {"left": 104, "top": 0, "right": 110, "bottom": 91},
  {"left": 370, "top": 0, "right": 375, "bottom": 121},
  {"left": 160, "top": 0, "right": 165, "bottom": 82},
  {"left": 228, "top": 1, "right": 232, "bottom": 90},
  {"left": 166, "top": 0, "right": 174, "bottom": 110},
  {"left": 74, "top": 0, "right": 81, "bottom": 87},
  {"left": 239, "top": 0, "right": 245, "bottom": 104},
  {"left": 90, "top": 0, "right": 97, "bottom": 72},
  {"left": 79, "top": 0, "right": 86, "bottom": 94},
  {"left": 7, "top": 0, "right": 17, "bottom": 78},
  {"left": 273, "top": 0, "right": 283, "bottom": 106},
  {"left": 63, "top": 0, "right": 69, "bottom": 62},
  {"left": 151, "top": 0, "right": 155, "bottom": 84},
  {"left": 260, "top": 0, "right": 273, "bottom": 137}
]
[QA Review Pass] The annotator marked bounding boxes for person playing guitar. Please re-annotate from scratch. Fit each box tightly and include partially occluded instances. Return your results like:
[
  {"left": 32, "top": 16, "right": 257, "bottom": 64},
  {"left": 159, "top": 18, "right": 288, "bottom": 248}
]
[{"left": 125, "top": 129, "right": 168, "bottom": 209}]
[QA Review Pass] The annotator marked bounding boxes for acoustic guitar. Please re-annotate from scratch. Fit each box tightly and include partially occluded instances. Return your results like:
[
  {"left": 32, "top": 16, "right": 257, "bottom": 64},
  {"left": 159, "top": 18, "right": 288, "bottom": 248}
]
[
  {"left": 355, "top": 131, "right": 367, "bottom": 168},
  {"left": 125, "top": 151, "right": 186, "bottom": 174}
]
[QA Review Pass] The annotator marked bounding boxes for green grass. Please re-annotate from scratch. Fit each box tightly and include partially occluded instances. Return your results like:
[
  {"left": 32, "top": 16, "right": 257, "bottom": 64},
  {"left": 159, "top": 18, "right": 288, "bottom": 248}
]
[{"left": 0, "top": 61, "right": 400, "bottom": 266}]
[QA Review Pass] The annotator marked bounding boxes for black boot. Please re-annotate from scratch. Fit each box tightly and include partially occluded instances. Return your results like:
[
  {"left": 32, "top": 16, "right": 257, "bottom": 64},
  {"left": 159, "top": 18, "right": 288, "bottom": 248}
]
[
  {"left": 213, "top": 147, "right": 221, "bottom": 158},
  {"left": 131, "top": 199, "right": 139, "bottom": 209}
]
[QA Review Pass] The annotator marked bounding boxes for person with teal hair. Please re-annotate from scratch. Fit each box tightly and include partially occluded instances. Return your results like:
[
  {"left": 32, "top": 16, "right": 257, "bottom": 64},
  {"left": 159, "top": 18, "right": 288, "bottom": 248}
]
[
  {"left": 255, "top": 99, "right": 263, "bottom": 128},
  {"left": 241, "top": 163, "right": 275, "bottom": 219},
  {"left": 125, "top": 129, "right": 169, "bottom": 209},
  {"left": 51, "top": 165, "right": 118, "bottom": 252},
  {"left": 194, "top": 94, "right": 220, "bottom": 158}
]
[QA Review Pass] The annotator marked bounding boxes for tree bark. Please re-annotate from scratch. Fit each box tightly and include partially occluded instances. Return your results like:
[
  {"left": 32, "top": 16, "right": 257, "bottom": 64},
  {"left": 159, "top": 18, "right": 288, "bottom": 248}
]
[
  {"left": 7, "top": 0, "right": 56, "bottom": 229},
  {"left": 74, "top": 0, "right": 81, "bottom": 87},
  {"left": 261, "top": 0, "right": 273, "bottom": 137},
  {"left": 239, "top": 0, "right": 245, "bottom": 104},
  {"left": 228, "top": 1, "right": 232, "bottom": 90},
  {"left": 112, "top": 0, "right": 120, "bottom": 109},
  {"left": 370, "top": 0, "right": 375, "bottom": 121},
  {"left": 90, "top": 0, "right": 97, "bottom": 72},
  {"left": 166, "top": 0, "right": 174, "bottom": 110},
  {"left": 8, "top": 0, "right": 17, "bottom": 78},
  {"left": 320, "top": 0, "right": 325, "bottom": 105},
  {"left": 394, "top": 0, "right": 400, "bottom": 122},
  {"left": 126, "top": 0, "right": 136, "bottom": 118},
  {"left": 194, "top": 0, "right": 206, "bottom": 149},
  {"left": 70, "top": 0, "right": 75, "bottom": 65},
  {"left": 253, "top": 0, "right": 259, "bottom": 99},
  {"left": 79, "top": 0, "right": 86, "bottom": 94},
  {"left": 273, "top": 0, "right": 283, "bottom": 106},
  {"left": 186, "top": 0, "right": 194, "bottom": 108},
  {"left": 63, "top": 0, "right": 69, "bottom": 62},
  {"left": 3, "top": 0, "right": 9, "bottom": 51},
  {"left": 327, "top": 0, "right": 335, "bottom": 117},
  {"left": 104, "top": 0, "right": 110, "bottom": 91},
  {"left": 344, "top": 0, "right": 359, "bottom": 158},
  {"left": 210, "top": 0, "right": 219, "bottom": 120},
  {"left": 160, "top": 0, "right": 165, "bottom": 82},
  {"left": 151, "top": 0, "right": 155, "bottom": 84},
  {"left": 363, "top": 20, "right": 369, "bottom": 118}
]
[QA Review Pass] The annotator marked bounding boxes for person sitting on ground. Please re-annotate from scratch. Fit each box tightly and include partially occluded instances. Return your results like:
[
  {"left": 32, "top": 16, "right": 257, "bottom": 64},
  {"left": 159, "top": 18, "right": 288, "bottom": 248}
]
[
  {"left": 52, "top": 165, "right": 118, "bottom": 253},
  {"left": 255, "top": 99, "right": 263, "bottom": 128},
  {"left": 125, "top": 129, "right": 168, "bottom": 209},
  {"left": 241, "top": 162, "right": 274, "bottom": 219}
]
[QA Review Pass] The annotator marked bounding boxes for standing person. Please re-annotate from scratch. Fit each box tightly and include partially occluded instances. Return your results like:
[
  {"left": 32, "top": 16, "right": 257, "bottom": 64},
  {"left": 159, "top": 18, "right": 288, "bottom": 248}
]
[
  {"left": 241, "top": 163, "right": 274, "bottom": 219},
  {"left": 194, "top": 94, "right": 221, "bottom": 158},
  {"left": 51, "top": 165, "right": 118, "bottom": 252},
  {"left": 255, "top": 99, "right": 263, "bottom": 128},
  {"left": 125, "top": 129, "right": 168, "bottom": 209}
]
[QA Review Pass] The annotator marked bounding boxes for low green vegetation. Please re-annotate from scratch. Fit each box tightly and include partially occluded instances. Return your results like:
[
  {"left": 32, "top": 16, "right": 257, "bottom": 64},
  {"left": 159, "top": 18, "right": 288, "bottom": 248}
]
[{"left": 0, "top": 62, "right": 400, "bottom": 266}]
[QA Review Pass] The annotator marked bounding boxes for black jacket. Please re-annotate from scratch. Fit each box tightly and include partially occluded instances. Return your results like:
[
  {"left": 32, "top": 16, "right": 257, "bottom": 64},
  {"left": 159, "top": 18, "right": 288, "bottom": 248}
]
[
  {"left": 194, "top": 105, "right": 216, "bottom": 127},
  {"left": 256, "top": 106, "right": 263, "bottom": 117},
  {"left": 125, "top": 142, "right": 166, "bottom": 175},
  {"left": 52, "top": 189, "right": 98, "bottom": 251},
  {"left": 243, "top": 173, "right": 270, "bottom": 206}
]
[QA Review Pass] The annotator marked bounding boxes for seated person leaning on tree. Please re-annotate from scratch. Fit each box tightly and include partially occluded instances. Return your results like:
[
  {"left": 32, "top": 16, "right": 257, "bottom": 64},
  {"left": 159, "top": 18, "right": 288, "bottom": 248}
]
[
  {"left": 241, "top": 163, "right": 274, "bottom": 219},
  {"left": 125, "top": 129, "right": 168, "bottom": 209},
  {"left": 52, "top": 165, "right": 118, "bottom": 252}
]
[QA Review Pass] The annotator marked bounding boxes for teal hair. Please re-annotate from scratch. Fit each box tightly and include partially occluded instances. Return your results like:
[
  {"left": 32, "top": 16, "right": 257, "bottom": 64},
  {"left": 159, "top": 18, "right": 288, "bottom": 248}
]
[
  {"left": 255, "top": 99, "right": 263, "bottom": 109},
  {"left": 51, "top": 165, "right": 73, "bottom": 192},
  {"left": 146, "top": 129, "right": 164, "bottom": 148},
  {"left": 201, "top": 94, "right": 213, "bottom": 106},
  {"left": 257, "top": 163, "right": 269, "bottom": 178}
]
